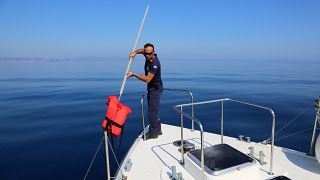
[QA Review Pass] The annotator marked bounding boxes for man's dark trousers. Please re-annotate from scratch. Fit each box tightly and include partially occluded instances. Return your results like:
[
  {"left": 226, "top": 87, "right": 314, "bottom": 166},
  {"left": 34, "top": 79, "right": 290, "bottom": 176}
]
[{"left": 147, "top": 87, "right": 163, "bottom": 135}]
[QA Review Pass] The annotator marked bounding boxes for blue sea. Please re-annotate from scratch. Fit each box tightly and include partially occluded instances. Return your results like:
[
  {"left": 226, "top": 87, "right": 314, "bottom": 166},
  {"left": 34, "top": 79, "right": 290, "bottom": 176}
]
[{"left": 0, "top": 57, "right": 319, "bottom": 179}]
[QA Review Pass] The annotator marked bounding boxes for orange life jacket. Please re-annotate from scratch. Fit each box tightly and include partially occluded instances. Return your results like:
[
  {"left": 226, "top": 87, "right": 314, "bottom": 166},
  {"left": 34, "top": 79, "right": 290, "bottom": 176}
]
[{"left": 102, "top": 96, "right": 132, "bottom": 137}]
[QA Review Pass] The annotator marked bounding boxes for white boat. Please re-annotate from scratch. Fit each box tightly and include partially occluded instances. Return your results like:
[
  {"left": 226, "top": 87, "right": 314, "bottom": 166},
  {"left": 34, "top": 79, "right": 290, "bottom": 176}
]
[{"left": 103, "top": 89, "right": 320, "bottom": 180}]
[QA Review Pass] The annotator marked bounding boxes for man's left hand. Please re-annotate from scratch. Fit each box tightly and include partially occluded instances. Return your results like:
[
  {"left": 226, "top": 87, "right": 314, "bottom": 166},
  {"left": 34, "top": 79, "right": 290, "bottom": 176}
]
[
  {"left": 129, "top": 51, "right": 136, "bottom": 60},
  {"left": 127, "top": 72, "right": 135, "bottom": 78}
]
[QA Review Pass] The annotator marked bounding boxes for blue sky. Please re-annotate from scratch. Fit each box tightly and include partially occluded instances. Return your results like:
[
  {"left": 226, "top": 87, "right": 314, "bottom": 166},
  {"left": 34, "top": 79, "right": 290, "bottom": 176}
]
[{"left": 0, "top": 0, "right": 319, "bottom": 60}]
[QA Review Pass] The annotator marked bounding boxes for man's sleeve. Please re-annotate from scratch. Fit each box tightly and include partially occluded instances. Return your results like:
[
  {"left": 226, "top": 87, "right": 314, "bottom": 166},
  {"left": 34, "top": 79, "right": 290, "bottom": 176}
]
[{"left": 149, "top": 61, "right": 159, "bottom": 74}]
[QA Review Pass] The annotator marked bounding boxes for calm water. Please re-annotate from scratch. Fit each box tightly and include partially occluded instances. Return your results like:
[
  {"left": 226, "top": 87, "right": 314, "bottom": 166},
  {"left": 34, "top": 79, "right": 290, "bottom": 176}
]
[{"left": 0, "top": 58, "right": 319, "bottom": 179}]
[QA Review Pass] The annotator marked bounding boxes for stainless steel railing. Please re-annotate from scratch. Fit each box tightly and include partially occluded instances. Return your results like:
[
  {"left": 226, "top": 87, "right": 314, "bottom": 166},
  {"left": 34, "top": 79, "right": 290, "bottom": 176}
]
[
  {"left": 173, "top": 105, "right": 205, "bottom": 180},
  {"left": 140, "top": 88, "right": 200, "bottom": 178},
  {"left": 140, "top": 88, "right": 195, "bottom": 141},
  {"left": 174, "top": 98, "right": 276, "bottom": 175}
]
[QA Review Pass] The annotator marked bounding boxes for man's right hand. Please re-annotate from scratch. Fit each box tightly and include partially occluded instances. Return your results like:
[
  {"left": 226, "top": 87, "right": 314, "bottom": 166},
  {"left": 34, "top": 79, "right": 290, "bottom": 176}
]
[
  {"left": 129, "top": 51, "right": 136, "bottom": 60},
  {"left": 126, "top": 72, "right": 135, "bottom": 78}
]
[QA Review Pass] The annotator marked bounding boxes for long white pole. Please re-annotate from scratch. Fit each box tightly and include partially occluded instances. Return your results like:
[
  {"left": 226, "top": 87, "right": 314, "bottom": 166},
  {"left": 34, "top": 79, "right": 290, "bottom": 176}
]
[
  {"left": 118, "top": 5, "right": 149, "bottom": 101},
  {"left": 104, "top": 131, "right": 111, "bottom": 180},
  {"left": 103, "top": 6, "right": 150, "bottom": 180}
]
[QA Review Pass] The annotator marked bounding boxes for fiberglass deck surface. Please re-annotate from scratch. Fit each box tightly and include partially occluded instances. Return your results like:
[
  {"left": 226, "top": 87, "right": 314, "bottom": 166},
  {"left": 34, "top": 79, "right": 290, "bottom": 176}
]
[{"left": 116, "top": 124, "right": 320, "bottom": 180}]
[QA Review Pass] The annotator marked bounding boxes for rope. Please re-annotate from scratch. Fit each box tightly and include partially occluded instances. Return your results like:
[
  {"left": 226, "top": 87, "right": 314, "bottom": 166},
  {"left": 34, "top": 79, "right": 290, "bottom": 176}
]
[
  {"left": 275, "top": 103, "right": 313, "bottom": 137},
  {"left": 107, "top": 136, "right": 120, "bottom": 167},
  {"left": 263, "top": 103, "right": 313, "bottom": 143},
  {"left": 83, "top": 136, "right": 104, "bottom": 180},
  {"left": 274, "top": 127, "right": 319, "bottom": 142},
  {"left": 260, "top": 127, "right": 320, "bottom": 144},
  {"left": 83, "top": 135, "right": 122, "bottom": 180}
]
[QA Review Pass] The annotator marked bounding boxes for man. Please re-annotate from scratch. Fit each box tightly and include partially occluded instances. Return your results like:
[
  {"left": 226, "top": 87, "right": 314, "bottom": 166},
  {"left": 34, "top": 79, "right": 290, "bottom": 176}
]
[{"left": 127, "top": 43, "right": 163, "bottom": 140}]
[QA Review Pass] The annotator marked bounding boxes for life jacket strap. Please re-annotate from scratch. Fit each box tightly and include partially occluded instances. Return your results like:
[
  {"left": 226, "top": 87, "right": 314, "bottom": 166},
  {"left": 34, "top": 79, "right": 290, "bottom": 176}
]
[{"left": 104, "top": 116, "right": 124, "bottom": 135}]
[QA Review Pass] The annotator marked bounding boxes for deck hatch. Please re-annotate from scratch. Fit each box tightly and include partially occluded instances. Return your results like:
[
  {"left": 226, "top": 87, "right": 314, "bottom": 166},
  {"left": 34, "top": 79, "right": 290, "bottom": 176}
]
[
  {"left": 269, "top": 176, "right": 291, "bottom": 180},
  {"left": 187, "top": 144, "right": 256, "bottom": 175}
]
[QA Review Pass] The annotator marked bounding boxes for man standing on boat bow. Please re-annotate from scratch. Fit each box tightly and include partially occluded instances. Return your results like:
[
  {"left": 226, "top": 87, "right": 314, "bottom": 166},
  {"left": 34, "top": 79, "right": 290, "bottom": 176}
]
[{"left": 127, "top": 43, "right": 163, "bottom": 140}]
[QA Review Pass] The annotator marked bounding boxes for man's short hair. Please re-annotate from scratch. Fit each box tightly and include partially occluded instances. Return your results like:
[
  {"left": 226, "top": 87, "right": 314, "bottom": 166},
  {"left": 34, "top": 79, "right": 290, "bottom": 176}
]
[{"left": 144, "top": 43, "right": 155, "bottom": 51}]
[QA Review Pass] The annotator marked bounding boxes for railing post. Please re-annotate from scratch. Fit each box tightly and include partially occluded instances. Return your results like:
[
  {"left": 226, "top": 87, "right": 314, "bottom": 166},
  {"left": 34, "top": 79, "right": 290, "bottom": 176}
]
[
  {"left": 180, "top": 106, "right": 185, "bottom": 164},
  {"left": 201, "top": 129, "right": 205, "bottom": 180},
  {"left": 141, "top": 94, "right": 146, "bottom": 141},
  {"left": 309, "top": 108, "right": 320, "bottom": 155},
  {"left": 104, "top": 131, "right": 111, "bottom": 180},
  {"left": 191, "top": 92, "right": 195, "bottom": 131},
  {"left": 173, "top": 105, "right": 205, "bottom": 180},
  {"left": 269, "top": 111, "right": 275, "bottom": 175},
  {"left": 221, "top": 101, "right": 224, "bottom": 144}
]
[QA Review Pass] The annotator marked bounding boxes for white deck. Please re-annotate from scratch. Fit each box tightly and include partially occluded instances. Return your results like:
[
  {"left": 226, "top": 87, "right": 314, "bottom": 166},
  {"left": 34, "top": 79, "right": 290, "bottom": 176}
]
[{"left": 115, "top": 124, "right": 320, "bottom": 180}]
